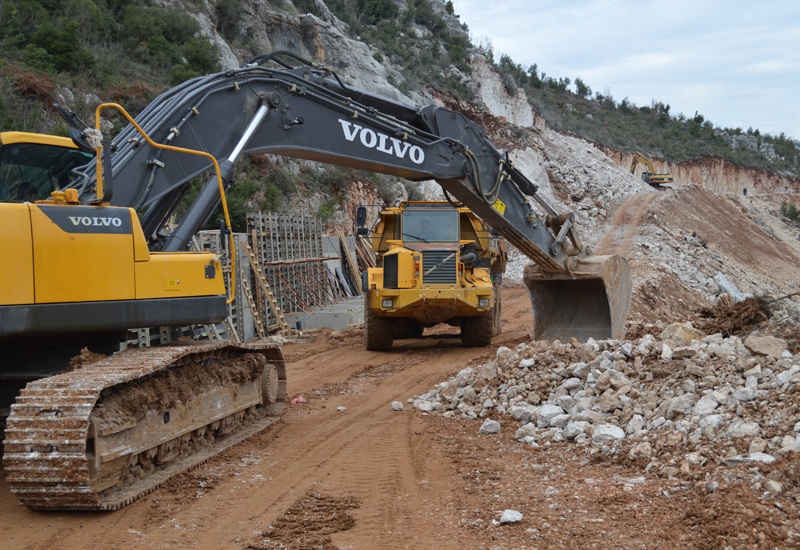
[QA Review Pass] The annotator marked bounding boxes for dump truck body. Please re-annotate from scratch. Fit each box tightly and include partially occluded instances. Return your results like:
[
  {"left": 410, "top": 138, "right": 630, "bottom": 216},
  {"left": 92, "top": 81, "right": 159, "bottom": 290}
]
[{"left": 363, "top": 201, "right": 505, "bottom": 349}]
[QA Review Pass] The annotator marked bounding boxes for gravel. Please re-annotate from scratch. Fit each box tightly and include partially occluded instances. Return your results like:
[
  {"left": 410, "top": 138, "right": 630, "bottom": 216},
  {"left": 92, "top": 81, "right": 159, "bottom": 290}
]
[{"left": 411, "top": 325, "right": 800, "bottom": 475}]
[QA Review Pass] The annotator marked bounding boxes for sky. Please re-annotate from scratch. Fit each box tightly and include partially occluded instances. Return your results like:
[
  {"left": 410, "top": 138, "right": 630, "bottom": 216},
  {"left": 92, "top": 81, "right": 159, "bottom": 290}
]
[{"left": 451, "top": 0, "right": 800, "bottom": 139}]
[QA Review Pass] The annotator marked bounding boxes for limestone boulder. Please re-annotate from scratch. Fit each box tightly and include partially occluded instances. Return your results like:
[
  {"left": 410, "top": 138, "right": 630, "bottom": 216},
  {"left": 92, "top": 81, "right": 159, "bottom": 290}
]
[
  {"left": 659, "top": 323, "right": 704, "bottom": 347},
  {"left": 744, "top": 335, "right": 788, "bottom": 358}
]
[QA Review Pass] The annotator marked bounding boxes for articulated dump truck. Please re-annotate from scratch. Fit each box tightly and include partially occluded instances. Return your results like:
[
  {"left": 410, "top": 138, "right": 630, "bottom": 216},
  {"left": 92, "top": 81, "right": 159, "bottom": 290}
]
[
  {"left": 1, "top": 51, "right": 631, "bottom": 511},
  {"left": 362, "top": 201, "right": 507, "bottom": 350}
]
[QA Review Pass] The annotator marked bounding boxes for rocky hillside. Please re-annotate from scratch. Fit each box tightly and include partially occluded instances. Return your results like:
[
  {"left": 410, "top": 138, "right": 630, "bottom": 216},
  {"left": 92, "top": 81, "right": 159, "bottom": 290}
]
[
  {"left": 4, "top": 0, "right": 800, "bottom": 315},
  {"left": 601, "top": 149, "right": 800, "bottom": 195},
  {"left": 159, "top": 0, "right": 800, "bottom": 210}
]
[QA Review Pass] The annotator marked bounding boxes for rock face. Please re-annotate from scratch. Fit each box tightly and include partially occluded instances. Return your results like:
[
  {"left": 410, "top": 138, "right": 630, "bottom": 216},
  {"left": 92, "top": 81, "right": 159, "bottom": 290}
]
[
  {"left": 167, "top": 0, "right": 414, "bottom": 104},
  {"left": 603, "top": 149, "right": 800, "bottom": 194},
  {"left": 471, "top": 57, "right": 535, "bottom": 127}
]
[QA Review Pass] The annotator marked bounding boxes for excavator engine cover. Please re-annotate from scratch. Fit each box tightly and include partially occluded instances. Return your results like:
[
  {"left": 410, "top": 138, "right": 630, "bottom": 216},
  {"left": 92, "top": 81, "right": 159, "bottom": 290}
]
[{"left": 523, "top": 254, "right": 632, "bottom": 342}]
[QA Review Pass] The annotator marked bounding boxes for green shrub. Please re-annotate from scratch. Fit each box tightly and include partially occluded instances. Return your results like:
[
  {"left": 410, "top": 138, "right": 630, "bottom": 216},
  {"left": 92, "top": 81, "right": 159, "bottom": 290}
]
[
  {"left": 215, "top": 0, "right": 245, "bottom": 42},
  {"left": 0, "top": 76, "right": 43, "bottom": 132},
  {"left": 317, "top": 191, "right": 342, "bottom": 224},
  {"left": 781, "top": 201, "right": 800, "bottom": 222},
  {"left": 32, "top": 19, "right": 95, "bottom": 72},
  {"left": 22, "top": 45, "right": 55, "bottom": 73},
  {"left": 263, "top": 181, "right": 281, "bottom": 211},
  {"left": 293, "top": 0, "right": 322, "bottom": 16}
]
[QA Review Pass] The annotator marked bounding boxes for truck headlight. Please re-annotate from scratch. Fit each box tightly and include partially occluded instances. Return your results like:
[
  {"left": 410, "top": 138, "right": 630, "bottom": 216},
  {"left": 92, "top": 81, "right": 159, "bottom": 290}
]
[
  {"left": 382, "top": 299, "right": 393, "bottom": 308},
  {"left": 478, "top": 298, "right": 490, "bottom": 307}
]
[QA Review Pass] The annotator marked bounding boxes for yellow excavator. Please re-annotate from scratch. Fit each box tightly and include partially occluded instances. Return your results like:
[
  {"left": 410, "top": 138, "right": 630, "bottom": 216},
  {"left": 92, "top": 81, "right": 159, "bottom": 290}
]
[
  {"left": 630, "top": 151, "right": 674, "bottom": 189},
  {"left": 2, "top": 51, "right": 632, "bottom": 511},
  {"left": 1, "top": 116, "right": 286, "bottom": 510}
]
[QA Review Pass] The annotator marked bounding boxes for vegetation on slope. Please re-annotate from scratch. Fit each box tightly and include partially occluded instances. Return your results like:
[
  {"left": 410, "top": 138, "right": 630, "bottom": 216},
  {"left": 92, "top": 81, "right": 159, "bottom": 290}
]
[
  {"left": 490, "top": 53, "right": 799, "bottom": 174},
  {"left": 0, "top": 0, "right": 220, "bottom": 129},
  {"left": 300, "top": 0, "right": 800, "bottom": 176},
  {"left": 1, "top": 0, "right": 796, "bottom": 230}
]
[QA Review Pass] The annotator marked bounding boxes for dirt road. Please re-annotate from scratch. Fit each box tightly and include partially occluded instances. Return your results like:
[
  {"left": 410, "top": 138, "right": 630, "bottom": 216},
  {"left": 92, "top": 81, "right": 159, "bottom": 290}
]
[
  {"left": 2, "top": 283, "right": 791, "bottom": 549},
  {"left": 1, "top": 288, "right": 531, "bottom": 549},
  {"left": 595, "top": 191, "right": 660, "bottom": 255}
]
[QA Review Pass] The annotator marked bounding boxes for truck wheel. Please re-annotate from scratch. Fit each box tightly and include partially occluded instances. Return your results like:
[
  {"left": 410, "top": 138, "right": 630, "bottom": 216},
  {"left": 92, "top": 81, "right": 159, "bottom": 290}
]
[
  {"left": 461, "top": 308, "right": 493, "bottom": 347},
  {"left": 365, "top": 307, "right": 394, "bottom": 351}
]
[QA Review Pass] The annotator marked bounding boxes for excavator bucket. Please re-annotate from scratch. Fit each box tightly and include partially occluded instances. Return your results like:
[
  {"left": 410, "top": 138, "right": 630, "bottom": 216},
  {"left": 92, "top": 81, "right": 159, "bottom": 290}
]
[{"left": 523, "top": 254, "right": 632, "bottom": 342}]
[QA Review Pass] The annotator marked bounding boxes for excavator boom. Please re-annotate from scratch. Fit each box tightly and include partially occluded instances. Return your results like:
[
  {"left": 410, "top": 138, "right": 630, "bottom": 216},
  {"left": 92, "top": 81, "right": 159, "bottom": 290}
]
[{"left": 68, "top": 51, "right": 631, "bottom": 341}]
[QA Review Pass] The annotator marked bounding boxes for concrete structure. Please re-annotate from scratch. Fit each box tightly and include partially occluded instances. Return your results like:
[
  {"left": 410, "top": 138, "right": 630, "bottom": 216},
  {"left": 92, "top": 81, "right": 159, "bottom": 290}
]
[{"left": 285, "top": 296, "right": 364, "bottom": 332}]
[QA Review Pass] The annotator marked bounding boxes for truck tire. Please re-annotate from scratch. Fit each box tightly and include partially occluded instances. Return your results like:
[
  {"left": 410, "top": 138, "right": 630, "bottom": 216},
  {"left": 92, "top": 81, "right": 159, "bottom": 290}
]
[
  {"left": 461, "top": 308, "right": 493, "bottom": 347},
  {"left": 364, "top": 302, "right": 394, "bottom": 351}
]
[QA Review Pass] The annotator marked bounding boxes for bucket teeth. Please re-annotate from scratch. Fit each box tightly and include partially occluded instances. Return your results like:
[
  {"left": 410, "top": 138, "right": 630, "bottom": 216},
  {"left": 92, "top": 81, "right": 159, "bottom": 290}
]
[{"left": 3, "top": 341, "right": 286, "bottom": 511}]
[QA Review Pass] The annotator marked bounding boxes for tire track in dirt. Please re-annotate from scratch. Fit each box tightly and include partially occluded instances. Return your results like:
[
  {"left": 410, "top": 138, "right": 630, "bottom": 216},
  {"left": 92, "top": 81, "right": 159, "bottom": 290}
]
[
  {"left": 1, "top": 287, "right": 532, "bottom": 550},
  {"left": 595, "top": 192, "right": 660, "bottom": 255},
  {"left": 201, "top": 343, "right": 485, "bottom": 549}
]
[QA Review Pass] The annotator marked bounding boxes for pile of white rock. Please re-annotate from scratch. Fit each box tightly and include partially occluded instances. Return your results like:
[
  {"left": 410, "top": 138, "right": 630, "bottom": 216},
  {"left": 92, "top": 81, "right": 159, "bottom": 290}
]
[{"left": 411, "top": 323, "right": 800, "bottom": 470}]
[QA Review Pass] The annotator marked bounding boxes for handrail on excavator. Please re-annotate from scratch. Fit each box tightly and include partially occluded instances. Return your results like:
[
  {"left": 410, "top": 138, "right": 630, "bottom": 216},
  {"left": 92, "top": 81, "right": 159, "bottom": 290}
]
[{"left": 92, "top": 103, "right": 236, "bottom": 305}]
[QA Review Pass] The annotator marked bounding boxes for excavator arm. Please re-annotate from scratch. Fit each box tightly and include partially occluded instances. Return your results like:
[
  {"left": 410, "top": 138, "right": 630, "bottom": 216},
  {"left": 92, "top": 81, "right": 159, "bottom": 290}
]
[
  {"left": 68, "top": 51, "right": 631, "bottom": 340},
  {"left": 631, "top": 151, "right": 655, "bottom": 174}
]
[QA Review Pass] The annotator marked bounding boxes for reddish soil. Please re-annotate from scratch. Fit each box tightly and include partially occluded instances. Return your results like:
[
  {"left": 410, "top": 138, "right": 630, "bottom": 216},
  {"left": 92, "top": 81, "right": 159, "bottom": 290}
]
[
  {"left": 651, "top": 186, "right": 800, "bottom": 286},
  {"left": 3, "top": 283, "right": 796, "bottom": 549},
  {"left": 595, "top": 192, "right": 660, "bottom": 256}
]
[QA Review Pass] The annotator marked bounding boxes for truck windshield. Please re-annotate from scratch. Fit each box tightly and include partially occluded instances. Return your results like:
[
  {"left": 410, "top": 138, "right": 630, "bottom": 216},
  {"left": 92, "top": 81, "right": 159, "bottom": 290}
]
[
  {"left": 0, "top": 143, "right": 93, "bottom": 202},
  {"left": 402, "top": 209, "right": 458, "bottom": 243}
]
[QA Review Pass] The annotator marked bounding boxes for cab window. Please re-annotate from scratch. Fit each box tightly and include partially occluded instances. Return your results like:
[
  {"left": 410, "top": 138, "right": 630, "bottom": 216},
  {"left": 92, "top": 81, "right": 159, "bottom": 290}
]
[
  {"left": 401, "top": 209, "right": 459, "bottom": 243},
  {"left": 0, "top": 142, "right": 93, "bottom": 202}
]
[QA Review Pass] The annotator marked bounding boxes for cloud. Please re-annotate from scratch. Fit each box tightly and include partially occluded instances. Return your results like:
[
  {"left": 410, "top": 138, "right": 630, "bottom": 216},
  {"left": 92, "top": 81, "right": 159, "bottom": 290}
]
[{"left": 452, "top": 0, "right": 800, "bottom": 137}]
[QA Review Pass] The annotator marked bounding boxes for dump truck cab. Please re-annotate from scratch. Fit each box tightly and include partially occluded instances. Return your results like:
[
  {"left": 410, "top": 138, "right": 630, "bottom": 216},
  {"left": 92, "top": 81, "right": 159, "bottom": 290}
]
[{"left": 362, "top": 201, "right": 506, "bottom": 350}]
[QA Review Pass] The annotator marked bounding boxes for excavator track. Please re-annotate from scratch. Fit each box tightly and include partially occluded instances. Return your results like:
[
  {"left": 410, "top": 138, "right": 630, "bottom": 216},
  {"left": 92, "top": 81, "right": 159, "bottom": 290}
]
[{"left": 3, "top": 341, "right": 286, "bottom": 511}]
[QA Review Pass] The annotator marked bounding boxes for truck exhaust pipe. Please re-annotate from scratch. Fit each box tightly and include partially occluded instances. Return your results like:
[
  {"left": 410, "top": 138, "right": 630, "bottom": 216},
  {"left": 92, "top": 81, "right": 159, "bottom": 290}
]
[{"left": 523, "top": 254, "right": 632, "bottom": 342}]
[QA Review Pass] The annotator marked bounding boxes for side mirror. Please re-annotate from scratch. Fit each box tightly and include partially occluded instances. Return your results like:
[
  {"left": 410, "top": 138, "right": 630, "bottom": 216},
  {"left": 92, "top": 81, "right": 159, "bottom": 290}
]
[
  {"left": 69, "top": 128, "right": 95, "bottom": 154},
  {"left": 356, "top": 205, "right": 367, "bottom": 227},
  {"left": 220, "top": 219, "right": 229, "bottom": 252}
]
